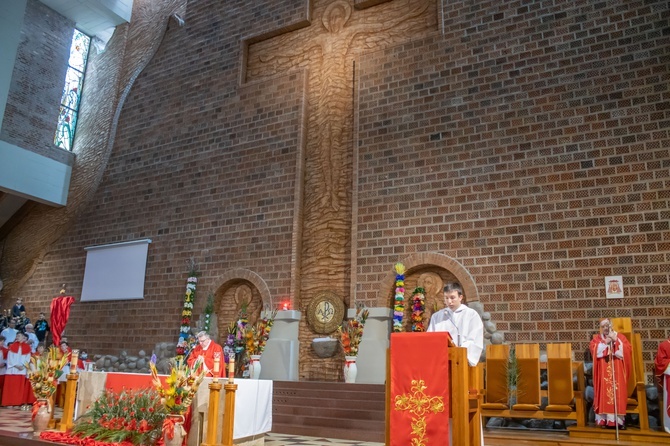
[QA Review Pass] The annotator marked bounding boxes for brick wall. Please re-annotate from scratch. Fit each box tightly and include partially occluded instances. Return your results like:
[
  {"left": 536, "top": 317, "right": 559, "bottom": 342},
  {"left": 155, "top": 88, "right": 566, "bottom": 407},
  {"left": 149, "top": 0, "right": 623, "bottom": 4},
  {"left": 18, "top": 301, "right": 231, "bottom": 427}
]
[
  {"left": 354, "top": 0, "right": 670, "bottom": 377},
  {"left": 9, "top": 0, "right": 670, "bottom": 381},
  {"left": 18, "top": 0, "right": 308, "bottom": 354},
  {"left": 0, "top": 0, "right": 72, "bottom": 163}
]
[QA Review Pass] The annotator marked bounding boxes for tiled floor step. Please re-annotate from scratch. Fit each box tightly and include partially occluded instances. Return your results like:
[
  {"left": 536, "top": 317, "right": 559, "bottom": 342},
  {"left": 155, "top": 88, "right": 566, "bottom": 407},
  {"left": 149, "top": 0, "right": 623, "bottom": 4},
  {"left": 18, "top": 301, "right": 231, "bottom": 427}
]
[{"left": 272, "top": 380, "right": 386, "bottom": 443}]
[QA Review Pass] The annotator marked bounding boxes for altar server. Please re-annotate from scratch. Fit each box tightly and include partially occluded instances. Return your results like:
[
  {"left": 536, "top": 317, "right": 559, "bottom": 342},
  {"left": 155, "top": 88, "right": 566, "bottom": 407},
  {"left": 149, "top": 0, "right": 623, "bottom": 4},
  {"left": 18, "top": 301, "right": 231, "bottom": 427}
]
[{"left": 1, "top": 332, "right": 35, "bottom": 407}]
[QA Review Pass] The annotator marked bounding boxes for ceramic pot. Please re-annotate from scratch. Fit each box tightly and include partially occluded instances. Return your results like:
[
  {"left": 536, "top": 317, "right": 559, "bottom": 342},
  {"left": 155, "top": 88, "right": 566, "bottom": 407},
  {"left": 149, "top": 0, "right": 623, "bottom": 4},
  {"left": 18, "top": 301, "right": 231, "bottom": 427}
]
[
  {"left": 163, "top": 414, "right": 186, "bottom": 446},
  {"left": 32, "top": 400, "right": 50, "bottom": 435}
]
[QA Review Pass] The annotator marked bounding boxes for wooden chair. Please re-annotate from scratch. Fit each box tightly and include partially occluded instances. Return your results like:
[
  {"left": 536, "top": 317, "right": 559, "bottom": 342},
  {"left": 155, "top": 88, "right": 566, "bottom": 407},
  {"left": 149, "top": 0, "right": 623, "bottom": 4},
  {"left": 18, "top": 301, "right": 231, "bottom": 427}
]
[
  {"left": 611, "top": 317, "right": 649, "bottom": 431},
  {"left": 511, "top": 343, "right": 541, "bottom": 411},
  {"left": 481, "top": 344, "right": 510, "bottom": 411},
  {"left": 545, "top": 343, "right": 586, "bottom": 427}
]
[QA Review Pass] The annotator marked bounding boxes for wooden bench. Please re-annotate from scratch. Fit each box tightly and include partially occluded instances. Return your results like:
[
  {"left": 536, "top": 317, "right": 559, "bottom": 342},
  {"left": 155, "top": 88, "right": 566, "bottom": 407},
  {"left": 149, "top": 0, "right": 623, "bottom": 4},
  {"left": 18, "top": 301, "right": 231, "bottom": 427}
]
[
  {"left": 481, "top": 342, "right": 586, "bottom": 427},
  {"left": 481, "top": 344, "right": 510, "bottom": 411},
  {"left": 512, "top": 344, "right": 541, "bottom": 411}
]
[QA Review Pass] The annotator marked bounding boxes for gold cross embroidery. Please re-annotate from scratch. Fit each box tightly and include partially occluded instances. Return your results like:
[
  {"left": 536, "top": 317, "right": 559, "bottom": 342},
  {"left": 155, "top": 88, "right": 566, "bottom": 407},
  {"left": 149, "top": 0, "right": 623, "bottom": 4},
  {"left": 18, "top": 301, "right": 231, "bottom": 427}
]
[{"left": 394, "top": 379, "right": 445, "bottom": 446}]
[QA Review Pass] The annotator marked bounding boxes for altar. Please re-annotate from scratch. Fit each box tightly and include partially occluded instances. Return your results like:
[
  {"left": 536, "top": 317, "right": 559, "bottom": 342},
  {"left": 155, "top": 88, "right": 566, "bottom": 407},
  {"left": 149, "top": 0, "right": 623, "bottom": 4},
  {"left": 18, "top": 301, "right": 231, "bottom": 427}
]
[{"left": 76, "top": 372, "right": 272, "bottom": 445}]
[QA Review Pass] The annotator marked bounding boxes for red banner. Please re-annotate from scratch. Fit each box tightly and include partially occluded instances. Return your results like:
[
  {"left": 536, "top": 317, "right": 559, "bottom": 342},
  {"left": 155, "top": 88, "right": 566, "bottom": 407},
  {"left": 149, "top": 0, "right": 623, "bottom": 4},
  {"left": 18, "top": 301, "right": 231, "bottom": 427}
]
[
  {"left": 50, "top": 295, "right": 75, "bottom": 346},
  {"left": 390, "top": 332, "right": 450, "bottom": 446}
]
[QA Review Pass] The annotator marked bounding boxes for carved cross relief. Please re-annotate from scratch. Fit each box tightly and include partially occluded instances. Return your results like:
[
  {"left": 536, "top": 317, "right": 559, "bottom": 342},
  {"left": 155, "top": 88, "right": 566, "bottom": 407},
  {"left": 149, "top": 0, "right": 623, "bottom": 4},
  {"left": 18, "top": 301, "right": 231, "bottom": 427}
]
[{"left": 243, "top": 0, "right": 437, "bottom": 305}]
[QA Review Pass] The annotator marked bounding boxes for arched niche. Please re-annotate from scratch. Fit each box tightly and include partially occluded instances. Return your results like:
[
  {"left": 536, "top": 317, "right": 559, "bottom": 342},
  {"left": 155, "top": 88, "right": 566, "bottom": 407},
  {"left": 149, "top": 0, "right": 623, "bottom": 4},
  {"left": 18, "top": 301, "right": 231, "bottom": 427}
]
[
  {"left": 212, "top": 268, "right": 272, "bottom": 338},
  {"left": 379, "top": 253, "right": 480, "bottom": 331}
]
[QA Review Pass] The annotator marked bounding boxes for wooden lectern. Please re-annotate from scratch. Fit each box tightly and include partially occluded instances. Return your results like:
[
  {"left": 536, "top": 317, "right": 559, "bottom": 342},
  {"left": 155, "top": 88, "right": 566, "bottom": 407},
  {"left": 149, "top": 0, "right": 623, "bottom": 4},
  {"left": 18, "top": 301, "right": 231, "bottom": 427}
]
[{"left": 386, "top": 332, "right": 482, "bottom": 446}]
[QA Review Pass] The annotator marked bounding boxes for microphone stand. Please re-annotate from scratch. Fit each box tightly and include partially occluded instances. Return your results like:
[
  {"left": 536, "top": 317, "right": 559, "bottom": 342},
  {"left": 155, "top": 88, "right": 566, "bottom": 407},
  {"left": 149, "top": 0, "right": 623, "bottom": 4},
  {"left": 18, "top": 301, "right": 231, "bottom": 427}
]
[
  {"left": 609, "top": 334, "right": 619, "bottom": 441},
  {"left": 446, "top": 310, "right": 460, "bottom": 347}
]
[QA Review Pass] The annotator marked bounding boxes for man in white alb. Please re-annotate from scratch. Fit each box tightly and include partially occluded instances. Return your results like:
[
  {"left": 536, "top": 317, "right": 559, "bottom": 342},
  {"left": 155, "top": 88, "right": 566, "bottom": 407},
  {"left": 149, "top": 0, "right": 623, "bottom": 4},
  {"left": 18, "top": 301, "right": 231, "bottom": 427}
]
[
  {"left": 427, "top": 282, "right": 485, "bottom": 445},
  {"left": 427, "top": 282, "right": 483, "bottom": 366}
]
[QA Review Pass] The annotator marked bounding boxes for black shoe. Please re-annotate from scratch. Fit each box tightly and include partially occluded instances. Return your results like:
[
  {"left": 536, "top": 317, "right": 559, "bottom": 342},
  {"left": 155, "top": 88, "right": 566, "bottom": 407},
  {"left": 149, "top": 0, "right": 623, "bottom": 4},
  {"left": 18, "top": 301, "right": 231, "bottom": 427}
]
[{"left": 618, "top": 424, "right": 626, "bottom": 430}]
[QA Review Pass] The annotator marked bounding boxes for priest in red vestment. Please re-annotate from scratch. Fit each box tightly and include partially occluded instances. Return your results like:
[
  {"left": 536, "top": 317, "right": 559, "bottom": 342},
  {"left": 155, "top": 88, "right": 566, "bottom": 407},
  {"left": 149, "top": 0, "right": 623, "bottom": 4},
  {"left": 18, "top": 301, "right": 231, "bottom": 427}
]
[
  {"left": 655, "top": 337, "right": 670, "bottom": 434},
  {"left": 589, "top": 318, "right": 632, "bottom": 429},
  {"left": 1, "top": 332, "right": 35, "bottom": 407},
  {"left": 187, "top": 331, "right": 224, "bottom": 377}
]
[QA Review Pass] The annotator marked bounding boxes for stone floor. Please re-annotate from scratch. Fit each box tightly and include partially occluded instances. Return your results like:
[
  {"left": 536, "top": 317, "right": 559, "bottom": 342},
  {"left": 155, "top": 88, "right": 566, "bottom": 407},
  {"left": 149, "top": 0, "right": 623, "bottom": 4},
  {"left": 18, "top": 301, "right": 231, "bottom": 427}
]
[
  {"left": 264, "top": 433, "right": 382, "bottom": 446},
  {"left": 0, "top": 406, "right": 383, "bottom": 446}
]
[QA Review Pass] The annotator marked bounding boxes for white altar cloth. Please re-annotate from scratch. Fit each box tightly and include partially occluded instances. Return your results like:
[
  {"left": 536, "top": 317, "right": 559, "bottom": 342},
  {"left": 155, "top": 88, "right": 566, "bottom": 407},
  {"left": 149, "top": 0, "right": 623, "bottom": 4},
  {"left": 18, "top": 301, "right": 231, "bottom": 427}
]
[
  {"left": 75, "top": 372, "right": 272, "bottom": 445},
  {"left": 190, "top": 378, "right": 273, "bottom": 445}
]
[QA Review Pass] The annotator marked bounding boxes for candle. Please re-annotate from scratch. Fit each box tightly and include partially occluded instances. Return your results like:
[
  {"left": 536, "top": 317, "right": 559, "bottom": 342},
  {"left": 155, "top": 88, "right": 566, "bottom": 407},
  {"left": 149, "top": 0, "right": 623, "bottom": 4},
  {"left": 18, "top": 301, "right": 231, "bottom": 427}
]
[
  {"left": 71, "top": 349, "right": 79, "bottom": 372},
  {"left": 213, "top": 353, "right": 221, "bottom": 375},
  {"left": 228, "top": 357, "right": 235, "bottom": 383}
]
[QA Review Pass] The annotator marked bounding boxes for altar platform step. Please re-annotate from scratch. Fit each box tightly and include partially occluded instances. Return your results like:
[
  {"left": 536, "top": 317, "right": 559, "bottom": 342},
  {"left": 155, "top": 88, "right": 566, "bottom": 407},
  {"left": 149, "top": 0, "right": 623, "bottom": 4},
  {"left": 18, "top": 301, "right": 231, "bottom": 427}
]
[{"left": 271, "top": 380, "right": 385, "bottom": 442}]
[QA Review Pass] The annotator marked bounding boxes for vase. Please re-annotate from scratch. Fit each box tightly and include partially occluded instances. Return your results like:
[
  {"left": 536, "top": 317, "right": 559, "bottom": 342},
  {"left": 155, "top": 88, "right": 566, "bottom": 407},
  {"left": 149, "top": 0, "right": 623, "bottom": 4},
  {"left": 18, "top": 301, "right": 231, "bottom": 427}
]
[
  {"left": 249, "top": 354, "right": 262, "bottom": 379},
  {"left": 32, "top": 400, "right": 51, "bottom": 435},
  {"left": 344, "top": 356, "right": 358, "bottom": 383},
  {"left": 163, "top": 414, "right": 186, "bottom": 446}
]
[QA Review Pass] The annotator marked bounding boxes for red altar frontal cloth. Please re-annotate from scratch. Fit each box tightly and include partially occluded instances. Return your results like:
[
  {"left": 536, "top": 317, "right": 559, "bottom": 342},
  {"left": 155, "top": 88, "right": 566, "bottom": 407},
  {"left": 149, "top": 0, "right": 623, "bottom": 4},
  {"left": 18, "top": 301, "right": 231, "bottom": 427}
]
[
  {"left": 104, "top": 372, "right": 168, "bottom": 393},
  {"left": 390, "top": 332, "right": 450, "bottom": 446}
]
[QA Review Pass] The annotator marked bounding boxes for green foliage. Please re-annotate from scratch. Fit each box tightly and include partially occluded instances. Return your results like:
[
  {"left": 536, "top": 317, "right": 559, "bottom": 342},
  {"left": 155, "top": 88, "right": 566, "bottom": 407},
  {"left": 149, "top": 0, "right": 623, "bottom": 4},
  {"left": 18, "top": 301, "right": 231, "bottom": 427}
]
[
  {"left": 506, "top": 345, "right": 520, "bottom": 404},
  {"left": 72, "top": 389, "right": 166, "bottom": 445},
  {"left": 204, "top": 292, "right": 214, "bottom": 314},
  {"left": 507, "top": 345, "right": 518, "bottom": 388}
]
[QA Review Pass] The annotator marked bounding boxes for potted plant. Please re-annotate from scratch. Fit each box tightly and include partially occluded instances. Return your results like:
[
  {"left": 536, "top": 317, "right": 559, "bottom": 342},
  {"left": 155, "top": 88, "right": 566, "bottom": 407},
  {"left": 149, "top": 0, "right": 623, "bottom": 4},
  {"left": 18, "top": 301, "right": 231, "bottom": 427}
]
[
  {"left": 337, "top": 306, "right": 369, "bottom": 383},
  {"left": 149, "top": 356, "right": 206, "bottom": 446}
]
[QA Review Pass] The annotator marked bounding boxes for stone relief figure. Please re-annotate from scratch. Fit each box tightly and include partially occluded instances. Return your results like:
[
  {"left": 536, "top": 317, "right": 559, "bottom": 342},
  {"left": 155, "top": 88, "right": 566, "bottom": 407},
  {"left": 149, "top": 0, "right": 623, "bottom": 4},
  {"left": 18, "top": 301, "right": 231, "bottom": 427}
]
[
  {"left": 234, "top": 283, "right": 262, "bottom": 326},
  {"left": 234, "top": 284, "right": 252, "bottom": 313},
  {"left": 417, "top": 272, "right": 444, "bottom": 324}
]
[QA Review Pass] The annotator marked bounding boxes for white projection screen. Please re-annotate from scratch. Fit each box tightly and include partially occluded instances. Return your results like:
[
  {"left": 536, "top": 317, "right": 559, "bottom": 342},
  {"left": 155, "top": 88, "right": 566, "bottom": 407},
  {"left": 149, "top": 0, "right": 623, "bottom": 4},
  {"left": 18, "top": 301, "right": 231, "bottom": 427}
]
[{"left": 81, "top": 239, "right": 151, "bottom": 302}]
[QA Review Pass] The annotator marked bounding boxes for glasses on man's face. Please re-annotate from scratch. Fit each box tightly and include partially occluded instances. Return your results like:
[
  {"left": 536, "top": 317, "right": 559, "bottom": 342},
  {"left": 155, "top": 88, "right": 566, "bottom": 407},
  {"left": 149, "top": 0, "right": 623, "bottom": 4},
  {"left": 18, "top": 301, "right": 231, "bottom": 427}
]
[{"left": 198, "top": 338, "right": 208, "bottom": 344}]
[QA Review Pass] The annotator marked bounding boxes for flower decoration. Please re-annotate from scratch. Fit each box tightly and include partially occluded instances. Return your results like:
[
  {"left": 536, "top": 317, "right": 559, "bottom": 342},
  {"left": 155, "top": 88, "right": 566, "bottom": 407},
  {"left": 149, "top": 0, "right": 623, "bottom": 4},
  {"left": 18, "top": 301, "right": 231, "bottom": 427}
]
[
  {"left": 26, "top": 346, "right": 69, "bottom": 403},
  {"left": 392, "top": 262, "right": 406, "bottom": 332},
  {"left": 149, "top": 356, "right": 205, "bottom": 417},
  {"left": 70, "top": 389, "right": 166, "bottom": 445},
  {"left": 337, "top": 305, "right": 369, "bottom": 356},
  {"left": 410, "top": 287, "right": 426, "bottom": 332},
  {"left": 177, "top": 258, "right": 200, "bottom": 355},
  {"left": 245, "top": 310, "right": 278, "bottom": 356},
  {"left": 223, "top": 322, "right": 237, "bottom": 365},
  {"left": 235, "top": 305, "right": 249, "bottom": 354}
]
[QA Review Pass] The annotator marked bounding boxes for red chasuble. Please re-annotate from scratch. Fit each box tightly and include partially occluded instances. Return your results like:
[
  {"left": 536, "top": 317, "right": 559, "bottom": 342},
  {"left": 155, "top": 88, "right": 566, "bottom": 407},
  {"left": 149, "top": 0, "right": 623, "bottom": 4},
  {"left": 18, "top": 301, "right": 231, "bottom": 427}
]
[
  {"left": 187, "top": 341, "right": 224, "bottom": 377},
  {"left": 654, "top": 339, "right": 670, "bottom": 433},
  {"left": 390, "top": 332, "right": 450, "bottom": 446},
  {"left": 589, "top": 333, "right": 632, "bottom": 422}
]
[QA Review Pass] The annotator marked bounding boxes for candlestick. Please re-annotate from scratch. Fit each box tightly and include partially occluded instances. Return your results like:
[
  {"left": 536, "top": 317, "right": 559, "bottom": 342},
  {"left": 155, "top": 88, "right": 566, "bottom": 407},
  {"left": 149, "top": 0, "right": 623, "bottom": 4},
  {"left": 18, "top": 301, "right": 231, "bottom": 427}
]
[{"left": 70, "top": 349, "right": 79, "bottom": 372}]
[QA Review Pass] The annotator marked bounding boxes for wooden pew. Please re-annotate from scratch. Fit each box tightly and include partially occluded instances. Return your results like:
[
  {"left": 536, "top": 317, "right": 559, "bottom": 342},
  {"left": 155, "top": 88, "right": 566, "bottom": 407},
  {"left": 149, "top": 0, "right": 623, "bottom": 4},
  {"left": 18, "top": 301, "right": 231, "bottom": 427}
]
[
  {"left": 545, "top": 343, "right": 586, "bottom": 427},
  {"left": 481, "top": 344, "right": 510, "bottom": 411},
  {"left": 481, "top": 343, "right": 586, "bottom": 426},
  {"left": 611, "top": 317, "right": 649, "bottom": 431},
  {"left": 512, "top": 344, "right": 541, "bottom": 411}
]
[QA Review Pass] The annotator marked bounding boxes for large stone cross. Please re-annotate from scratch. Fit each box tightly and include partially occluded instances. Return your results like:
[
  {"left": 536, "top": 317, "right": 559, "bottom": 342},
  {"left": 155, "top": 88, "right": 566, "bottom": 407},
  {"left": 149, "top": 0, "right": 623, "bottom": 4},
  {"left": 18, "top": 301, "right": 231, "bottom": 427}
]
[{"left": 243, "top": 0, "right": 436, "bottom": 376}]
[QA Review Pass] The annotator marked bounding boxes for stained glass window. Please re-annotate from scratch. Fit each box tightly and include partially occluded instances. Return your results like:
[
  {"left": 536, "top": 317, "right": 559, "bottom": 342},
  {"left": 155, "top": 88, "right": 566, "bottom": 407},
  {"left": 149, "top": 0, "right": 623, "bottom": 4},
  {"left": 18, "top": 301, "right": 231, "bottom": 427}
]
[{"left": 54, "top": 29, "right": 90, "bottom": 151}]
